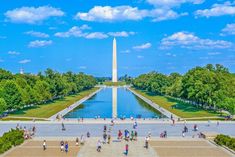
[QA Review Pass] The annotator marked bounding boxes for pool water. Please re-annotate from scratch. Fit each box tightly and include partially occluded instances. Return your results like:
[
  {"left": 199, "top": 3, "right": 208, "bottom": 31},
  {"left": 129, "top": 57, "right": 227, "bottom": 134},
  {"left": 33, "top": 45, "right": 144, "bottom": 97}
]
[{"left": 64, "top": 87, "right": 163, "bottom": 118}]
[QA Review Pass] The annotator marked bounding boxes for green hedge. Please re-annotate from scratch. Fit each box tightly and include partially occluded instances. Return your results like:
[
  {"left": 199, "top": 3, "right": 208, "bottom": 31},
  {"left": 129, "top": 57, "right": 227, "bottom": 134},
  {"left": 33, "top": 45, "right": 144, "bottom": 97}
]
[
  {"left": 0, "top": 129, "right": 24, "bottom": 154},
  {"left": 214, "top": 134, "right": 235, "bottom": 151}
]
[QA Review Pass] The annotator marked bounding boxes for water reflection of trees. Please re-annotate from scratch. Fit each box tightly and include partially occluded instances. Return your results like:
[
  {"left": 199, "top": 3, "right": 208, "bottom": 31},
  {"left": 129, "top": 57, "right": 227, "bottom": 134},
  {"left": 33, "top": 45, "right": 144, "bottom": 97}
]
[
  {"left": 88, "top": 94, "right": 97, "bottom": 100},
  {"left": 134, "top": 95, "right": 164, "bottom": 117}
]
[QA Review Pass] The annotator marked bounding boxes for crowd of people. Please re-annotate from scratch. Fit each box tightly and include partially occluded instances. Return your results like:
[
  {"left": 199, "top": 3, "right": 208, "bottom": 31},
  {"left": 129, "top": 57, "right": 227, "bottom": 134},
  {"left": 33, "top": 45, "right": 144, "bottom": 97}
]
[
  {"left": 14, "top": 117, "right": 218, "bottom": 155},
  {"left": 94, "top": 121, "right": 142, "bottom": 156}
]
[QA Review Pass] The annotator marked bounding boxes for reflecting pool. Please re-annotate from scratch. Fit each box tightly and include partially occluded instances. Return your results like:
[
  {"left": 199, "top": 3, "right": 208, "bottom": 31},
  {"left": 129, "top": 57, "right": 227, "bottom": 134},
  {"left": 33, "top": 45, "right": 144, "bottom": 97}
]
[{"left": 64, "top": 87, "right": 163, "bottom": 118}]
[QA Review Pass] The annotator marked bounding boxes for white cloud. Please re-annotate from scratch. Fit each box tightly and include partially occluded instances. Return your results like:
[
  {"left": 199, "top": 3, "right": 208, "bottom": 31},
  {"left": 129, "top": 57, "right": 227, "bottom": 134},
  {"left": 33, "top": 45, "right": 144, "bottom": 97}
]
[
  {"left": 79, "top": 24, "right": 91, "bottom": 30},
  {"left": 19, "top": 59, "right": 31, "bottom": 64},
  {"left": 208, "top": 52, "right": 221, "bottom": 55},
  {"left": 221, "top": 23, "right": 235, "bottom": 35},
  {"left": 108, "top": 31, "right": 135, "bottom": 37},
  {"left": 75, "top": 5, "right": 186, "bottom": 22},
  {"left": 79, "top": 66, "right": 87, "bottom": 69},
  {"left": 166, "top": 52, "right": 176, "bottom": 57},
  {"left": 0, "top": 36, "right": 6, "bottom": 39},
  {"left": 137, "top": 55, "right": 144, "bottom": 59},
  {"left": 5, "top": 6, "right": 64, "bottom": 24},
  {"left": 160, "top": 31, "right": 232, "bottom": 49},
  {"left": 75, "top": 6, "right": 147, "bottom": 21},
  {"left": 133, "top": 43, "right": 152, "bottom": 50},
  {"left": 49, "top": 27, "right": 57, "bottom": 30},
  {"left": 195, "top": 1, "right": 235, "bottom": 17},
  {"left": 55, "top": 25, "right": 134, "bottom": 39},
  {"left": 55, "top": 26, "right": 84, "bottom": 38},
  {"left": 85, "top": 32, "right": 108, "bottom": 39},
  {"left": 121, "top": 50, "right": 130, "bottom": 53},
  {"left": 55, "top": 25, "right": 95, "bottom": 38},
  {"left": 147, "top": 0, "right": 204, "bottom": 8},
  {"left": 8, "top": 51, "right": 20, "bottom": 55},
  {"left": 25, "top": 31, "right": 49, "bottom": 38},
  {"left": 28, "top": 40, "right": 52, "bottom": 48},
  {"left": 151, "top": 8, "right": 187, "bottom": 21},
  {"left": 65, "top": 58, "right": 72, "bottom": 62}
]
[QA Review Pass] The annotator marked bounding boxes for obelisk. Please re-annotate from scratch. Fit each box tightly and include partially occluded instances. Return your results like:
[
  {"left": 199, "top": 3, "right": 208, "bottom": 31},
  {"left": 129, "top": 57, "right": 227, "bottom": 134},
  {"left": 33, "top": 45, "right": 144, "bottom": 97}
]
[{"left": 112, "top": 38, "right": 117, "bottom": 82}]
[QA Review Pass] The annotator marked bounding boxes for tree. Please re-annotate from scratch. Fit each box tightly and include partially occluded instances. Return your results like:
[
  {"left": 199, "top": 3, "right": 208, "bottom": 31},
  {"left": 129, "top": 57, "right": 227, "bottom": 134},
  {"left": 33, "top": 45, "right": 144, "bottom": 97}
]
[
  {"left": 0, "top": 80, "right": 23, "bottom": 109},
  {"left": 33, "top": 80, "right": 52, "bottom": 103},
  {"left": 0, "top": 98, "right": 7, "bottom": 114},
  {"left": 133, "top": 64, "right": 235, "bottom": 114}
]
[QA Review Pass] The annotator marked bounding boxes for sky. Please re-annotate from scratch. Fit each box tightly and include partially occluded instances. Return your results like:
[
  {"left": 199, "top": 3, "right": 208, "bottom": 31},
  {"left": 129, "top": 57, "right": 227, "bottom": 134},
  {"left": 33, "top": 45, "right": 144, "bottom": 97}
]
[{"left": 0, "top": 0, "right": 235, "bottom": 77}]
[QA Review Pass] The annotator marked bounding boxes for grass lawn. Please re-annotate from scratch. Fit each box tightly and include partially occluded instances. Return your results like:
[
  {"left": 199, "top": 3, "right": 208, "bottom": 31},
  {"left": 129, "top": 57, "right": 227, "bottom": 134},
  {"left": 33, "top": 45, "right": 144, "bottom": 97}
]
[
  {"left": 0, "top": 117, "right": 48, "bottom": 121},
  {"left": 132, "top": 88, "right": 221, "bottom": 118},
  {"left": 9, "top": 88, "right": 99, "bottom": 118}
]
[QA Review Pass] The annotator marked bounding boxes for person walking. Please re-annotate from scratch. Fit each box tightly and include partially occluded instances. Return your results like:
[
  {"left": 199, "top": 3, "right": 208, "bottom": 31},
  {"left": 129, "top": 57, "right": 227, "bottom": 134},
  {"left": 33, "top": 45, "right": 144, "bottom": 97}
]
[
  {"left": 60, "top": 140, "right": 64, "bottom": 152},
  {"left": 104, "top": 125, "right": 107, "bottom": 132},
  {"left": 43, "top": 140, "right": 46, "bottom": 151},
  {"left": 75, "top": 137, "right": 79, "bottom": 146},
  {"left": 130, "top": 131, "right": 134, "bottom": 141},
  {"left": 97, "top": 140, "right": 102, "bottom": 152},
  {"left": 62, "top": 123, "right": 66, "bottom": 131},
  {"left": 103, "top": 132, "right": 107, "bottom": 144},
  {"left": 87, "top": 131, "right": 90, "bottom": 138},
  {"left": 124, "top": 144, "right": 129, "bottom": 156},
  {"left": 107, "top": 134, "right": 111, "bottom": 144},
  {"left": 134, "top": 131, "right": 138, "bottom": 141},
  {"left": 65, "top": 141, "right": 69, "bottom": 153},
  {"left": 144, "top": 136, "right": 149, "bottom": 149},
  {"left": 80, "top": 135, "right": 85, "bottom": 145},
  {"left": 118, "top": 130, "right": 122, "bottom": 139}
]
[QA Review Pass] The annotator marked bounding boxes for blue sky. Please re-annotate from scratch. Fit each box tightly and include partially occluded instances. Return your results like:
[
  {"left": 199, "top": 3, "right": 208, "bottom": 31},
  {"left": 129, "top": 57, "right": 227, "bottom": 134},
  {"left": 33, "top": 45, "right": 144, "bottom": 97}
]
[{"left": 0, "top": 0, "right": 235, "bottom": 77}]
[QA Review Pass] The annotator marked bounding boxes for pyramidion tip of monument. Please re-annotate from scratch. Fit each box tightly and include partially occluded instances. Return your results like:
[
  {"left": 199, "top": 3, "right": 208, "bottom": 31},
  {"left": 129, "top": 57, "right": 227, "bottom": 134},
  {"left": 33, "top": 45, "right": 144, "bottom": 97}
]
[{"left": 113, "top": 37, "right": 116, "bottom": 42}]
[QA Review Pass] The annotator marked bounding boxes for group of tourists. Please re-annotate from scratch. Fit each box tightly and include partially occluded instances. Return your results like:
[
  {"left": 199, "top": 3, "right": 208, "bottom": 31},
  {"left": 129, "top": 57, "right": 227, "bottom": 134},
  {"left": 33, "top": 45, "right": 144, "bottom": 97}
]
[
  {"left": 60, "top": 141, "right": 69, "bottom": 153},
  {"left": 16, "top": 124, "right": 36, "bottom": 140},
  {"left": 160, "top": 130, "right": 167, "bottom": 138},
  {"left": 42, "top": 134, "right": 86, "bottom": 153},
  {"left": 95, "top": 121, "right": 141, "bottom": 156}
]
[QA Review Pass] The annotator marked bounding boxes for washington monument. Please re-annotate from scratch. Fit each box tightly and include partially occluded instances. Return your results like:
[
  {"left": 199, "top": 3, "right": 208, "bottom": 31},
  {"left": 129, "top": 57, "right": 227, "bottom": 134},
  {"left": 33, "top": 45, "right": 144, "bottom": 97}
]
[{"left": 112, "top": 38, "right": 117, "bottom": 82}]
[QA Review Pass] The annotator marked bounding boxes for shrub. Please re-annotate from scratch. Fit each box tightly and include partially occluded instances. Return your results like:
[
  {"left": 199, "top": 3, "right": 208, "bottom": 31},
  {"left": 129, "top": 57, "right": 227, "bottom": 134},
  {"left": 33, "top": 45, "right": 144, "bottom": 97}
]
[
  {"left": 0, "top": 129, "right": 24, "bottom": 154},
  {"left": 214, "top": 134, "right": 235, "bottom": 151}
]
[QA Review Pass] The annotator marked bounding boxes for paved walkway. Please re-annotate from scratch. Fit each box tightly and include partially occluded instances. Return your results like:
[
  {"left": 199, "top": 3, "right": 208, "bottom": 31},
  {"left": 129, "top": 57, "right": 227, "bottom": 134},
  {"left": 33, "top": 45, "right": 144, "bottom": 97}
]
[
  {"left": 49, "top": 88, "right": 102, "bottom": 120},
  {"left": 127, "top": 88, "right": 178, "bottom": 119},
  {"left": 0, "top": 122, "right": 235, "bottom": 137},
  {"left": 2, "top": 139, "right": 80, "bottom": 157},
  {"left": 78, "top": 138, "right": 156, "bottom": 157},
  {"left": 2, "top": 138, "right": 234, "bottom": 157}
]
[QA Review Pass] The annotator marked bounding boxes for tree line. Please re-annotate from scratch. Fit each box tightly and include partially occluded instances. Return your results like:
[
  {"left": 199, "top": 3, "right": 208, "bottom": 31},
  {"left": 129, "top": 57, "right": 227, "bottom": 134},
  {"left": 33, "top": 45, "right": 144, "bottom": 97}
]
[
  {"left": 132, "top": 64, "right": 235, "bottom": 115},
  {"left": 0, "top": 68, "right": 96, "bottom": 114}
]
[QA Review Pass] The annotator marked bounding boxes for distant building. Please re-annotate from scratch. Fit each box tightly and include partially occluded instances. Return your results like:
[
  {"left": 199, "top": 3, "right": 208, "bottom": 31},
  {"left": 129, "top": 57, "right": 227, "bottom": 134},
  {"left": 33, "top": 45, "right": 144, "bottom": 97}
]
[{"left": 19, "top": 68, "right": 24, "bottom": 74}]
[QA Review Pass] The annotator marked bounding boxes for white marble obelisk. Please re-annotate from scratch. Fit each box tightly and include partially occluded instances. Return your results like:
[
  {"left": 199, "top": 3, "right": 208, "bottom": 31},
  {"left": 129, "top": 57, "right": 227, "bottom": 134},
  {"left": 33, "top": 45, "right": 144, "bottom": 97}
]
[{"left": 112, "top": 38, "right": 117, "bottom": 82}]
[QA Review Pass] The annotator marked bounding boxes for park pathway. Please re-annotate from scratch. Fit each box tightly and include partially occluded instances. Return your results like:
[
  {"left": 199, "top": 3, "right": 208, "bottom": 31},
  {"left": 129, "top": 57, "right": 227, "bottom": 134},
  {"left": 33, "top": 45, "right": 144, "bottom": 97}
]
[{"left": 78, "top": 138, "right": 156, "bottom": 157}]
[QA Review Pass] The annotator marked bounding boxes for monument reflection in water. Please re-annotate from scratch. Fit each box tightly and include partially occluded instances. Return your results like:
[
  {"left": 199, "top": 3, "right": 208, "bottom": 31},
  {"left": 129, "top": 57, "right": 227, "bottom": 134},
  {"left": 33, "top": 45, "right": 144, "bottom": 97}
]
[
  {"left": 64, "top": 87, "right": 163, "bottom": 119},
  {"left": 112, "top": 87, "right": 117, "bottom": 118}
]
